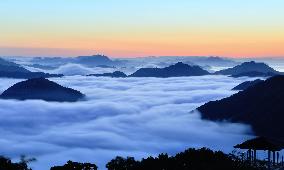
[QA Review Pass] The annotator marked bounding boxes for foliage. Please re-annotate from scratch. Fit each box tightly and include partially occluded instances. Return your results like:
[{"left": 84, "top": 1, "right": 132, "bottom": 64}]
[
  {"left": 106, "top": 148, "right": 264, "bottom": 170},
  {"left": 50, "top": 160, "right": 98, "bottom": 170},
  {"left": 0, "top": 155, "right": 35, "bottom": 170}
]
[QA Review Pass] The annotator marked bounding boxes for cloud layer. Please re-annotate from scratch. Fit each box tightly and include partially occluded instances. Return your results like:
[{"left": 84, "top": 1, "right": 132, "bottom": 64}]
[{"left": 0, "top": 75, "right": 256, "bottom": 170}]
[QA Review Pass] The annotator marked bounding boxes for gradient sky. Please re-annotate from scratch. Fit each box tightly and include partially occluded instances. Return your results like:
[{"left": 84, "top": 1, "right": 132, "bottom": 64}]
[{"left": 0, "top": 0, "right": 284, "bottom": 57}]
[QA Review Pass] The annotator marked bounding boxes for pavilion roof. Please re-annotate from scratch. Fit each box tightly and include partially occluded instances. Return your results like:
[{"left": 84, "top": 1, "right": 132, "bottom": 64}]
[{"left": 234, "top": 137, "right": 284, "bottom": 151}]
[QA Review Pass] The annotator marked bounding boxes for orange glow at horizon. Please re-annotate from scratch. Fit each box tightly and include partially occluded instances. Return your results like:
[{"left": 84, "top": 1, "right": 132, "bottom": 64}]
[
  {"left": 1, "top": 27, "right": 283, "bottom": 58},
  {"left": 1, "top": 1, "right": 284, "bottom": 57}
]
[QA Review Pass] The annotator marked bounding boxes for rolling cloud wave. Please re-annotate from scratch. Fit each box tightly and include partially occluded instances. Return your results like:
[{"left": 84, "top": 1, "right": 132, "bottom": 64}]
[{"left": 0, "top": 75, "right": 255, "bottom": 170}]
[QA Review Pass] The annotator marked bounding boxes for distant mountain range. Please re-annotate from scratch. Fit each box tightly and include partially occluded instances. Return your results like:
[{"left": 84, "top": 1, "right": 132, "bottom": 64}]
[
  {"left": 0, "top": 58, "right": 63, "bottom": 79},
  {"left": 86, "top": 61, "right": 280, "bottom": 78},
  {"left": 129, "top": 61, "right": 280, "bottom": 78},
  {"left": 197, "top": 75, "right": 284, "bottom": 140},
  {"left": 0, "top": 58, "right": 30, "bottom": 72},
  {"left": 215, "top": 61, "right": 281, "bottom": 77},
  {"left": 199, "top": 56, "right": 237, "bottom": 66},
  {"left": 29, "top": 55, "right": 123, "bottom": 68},
  {"left": 74, "top": 55, "right": 123, "bottom": 67},
  {"left": 75, "top": 55, "right": 115, "bottom": 66},
  {"left": 154, "top": 56, "right": 238, "bottom": 68},
  {"left": 87, "top": 71, "right": 127, "bottom": 78},
  {"left": 5, "top": 56, "right": 283, "bottom": 79},
  {"left": 0, "top": 78, "right": 84, "bottom": 102},
  {"left": 232, "top": 79, "right": 264, "bottom": 90},
  {"left": 129, "top": 62, "right": 210, "bottom": 78}
]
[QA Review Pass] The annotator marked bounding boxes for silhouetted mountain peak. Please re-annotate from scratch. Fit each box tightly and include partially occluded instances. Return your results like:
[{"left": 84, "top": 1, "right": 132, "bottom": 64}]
[
  {"left": 240, "top": 61, "right": 276, "bottom": 71},
  {"left": 243, "top": 61, "right": 256, "bottom": 64},
  {"left": 173, "top": 62, "right": 186, "bottom": 66},
  {"left": 74, "top": 54, "right": 121, "bottom": 67},
  {"left": 240, "top": 61, "right": 266, "bottom": 67},
  {"left": 215, "top": 61, "right": 279, "bottom": 76},
  {"left": 0, "top": 78, "right": 84, "bottom": 102},
  {"left": 130, "top": 62, "right": 209, "bottom": 77},
  {"left": 77, "top": 55, "right": 111, "bottom": 62},
  {"left": 197, "top": 75, "right": 284, "bottom": 140}
]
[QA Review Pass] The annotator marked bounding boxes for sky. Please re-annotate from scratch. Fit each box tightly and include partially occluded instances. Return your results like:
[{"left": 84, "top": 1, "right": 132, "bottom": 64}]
[{"left": 0, "top": 0, "right": 284, "bottom": 57}]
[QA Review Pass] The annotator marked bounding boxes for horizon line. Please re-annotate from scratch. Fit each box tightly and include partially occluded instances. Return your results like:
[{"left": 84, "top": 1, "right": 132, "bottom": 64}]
[{"left": 1, "top": 46, "right": 284, "bottom": 59}]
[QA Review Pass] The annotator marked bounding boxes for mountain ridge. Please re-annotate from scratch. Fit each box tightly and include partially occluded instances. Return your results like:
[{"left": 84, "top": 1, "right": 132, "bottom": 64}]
[
  {"left": 232, "top": 79, "right": 264, "bottom": 90},
  {"left": 215, "top": 61, "right": 280, "bottom": 77},
  {"left": 130, "top": 62, "right": 210, "bottom": 77},
  {"left": 197, "top": 75, "right": 284, "bottom": 140},
  {"left": 0, "top": 58, "right": 63, "bottom": 78},
  {"left": 0, "top": 78, "right": 84, "bottom": 102}
]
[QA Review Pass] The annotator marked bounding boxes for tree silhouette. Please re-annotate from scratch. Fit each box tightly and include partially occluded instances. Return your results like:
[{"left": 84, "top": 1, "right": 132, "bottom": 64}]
[
  {"left": 106, "top": 148, "right": 263, "bottom": 170},
  {"left": 0, "top": 155, "right": 34, "bottom": 170},
  {"left": 50, "top": 160, "right": 98, "bottom": 170},
  {"left": 106, "top": 156, "right": 139, "bottom": 170}
]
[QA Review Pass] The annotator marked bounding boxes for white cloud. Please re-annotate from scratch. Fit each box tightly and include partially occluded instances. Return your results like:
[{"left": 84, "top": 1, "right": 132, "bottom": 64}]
[
  {"left": 24, "top": 63, "right": 117, "bottom": 76},
  {"left": 48, "top": 64, "right": 115, "bottom": 76},
  {"left": 0, "top": 75, "right": 257, "bottom": 170}
]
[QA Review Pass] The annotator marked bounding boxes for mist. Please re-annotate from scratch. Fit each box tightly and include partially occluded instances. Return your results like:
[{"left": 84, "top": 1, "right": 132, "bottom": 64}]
[{"left": 0, "top": 75, "right": 256, "bottom": 169}]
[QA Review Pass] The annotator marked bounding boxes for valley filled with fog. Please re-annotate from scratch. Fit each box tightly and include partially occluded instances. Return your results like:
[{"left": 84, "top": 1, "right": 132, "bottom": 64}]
[
  {"left": 0, "top": 75, "right": 255, "bottom": 170},
  {"left": 1, "top": 56, "right": 284, "bottom": 169}
]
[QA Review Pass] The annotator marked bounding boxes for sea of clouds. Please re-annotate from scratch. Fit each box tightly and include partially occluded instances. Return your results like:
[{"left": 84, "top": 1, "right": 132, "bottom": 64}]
[
  {"left": 0, "top": 75, "right": 258, "bottom": 170},
  {"left": 19, "top": 55, "right": 238, "bottom": 76},
  {"left": 25, "top": 63, "right": 139, "bottom": 76}
]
